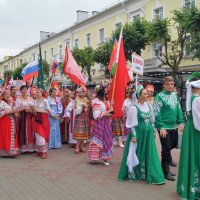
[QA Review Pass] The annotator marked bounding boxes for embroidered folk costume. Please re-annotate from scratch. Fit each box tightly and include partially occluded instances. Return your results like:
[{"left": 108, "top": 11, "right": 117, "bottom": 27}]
[
  {"left": 33, "top": 93, "right": 50, "bottom": 158},
  {"left": 48, "top": 94, "right": 63, "bottom": 149},
  {"left": 63, "top": 98, "right": 76, "bottom": 145},
  {"left": 73, "top": 87, "right": 90, "bottom": 153},
  {"left": 0, "top": 98, "right": 18, "bottom": 157},
  {"left": 118, "top": 86, "right": 165, "bottom": 184},
  {"left": 60, "top": 89, "right": 76, "bottom": 145},
  {"left": 154, "top": 77, "right": 184, "bottom": 180},
  {"left": 88, "top": 94, "right": 113, "bottom": 164},
  {"left": 177, "top": 72, "right": 200, "bottom": 200},
  {"left": 16, "top": 88, "right": 34, "bottom": 153}
]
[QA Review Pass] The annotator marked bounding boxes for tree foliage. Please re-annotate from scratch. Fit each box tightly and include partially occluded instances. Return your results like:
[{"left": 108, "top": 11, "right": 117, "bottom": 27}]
[
  {"left": 3, "top": 70, "right": 13, "bottom": 80},
  {"left": 42, "top": 60, "right": 51, "bottom": 78},
  {"left": 72, "top": 47, "right": 95, "bottom": 81},
  {"left": 112, "top": 18, "right": 150, "bottom": 61},
  {"left": 12, "top": 63, "right": 27, "bottom": 80}
]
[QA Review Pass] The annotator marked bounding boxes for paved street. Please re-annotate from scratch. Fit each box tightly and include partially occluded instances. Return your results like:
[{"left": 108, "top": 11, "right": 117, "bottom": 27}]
[{"left": 0, "top": 139, "right": 180, "bottom": 200}]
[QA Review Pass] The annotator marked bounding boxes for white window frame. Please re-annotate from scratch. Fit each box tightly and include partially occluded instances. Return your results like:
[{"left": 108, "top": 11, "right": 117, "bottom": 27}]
[
  {"left": 184, "top": 35, "right": 195, "bottom": 56},
  {"left": 115, "top": 22, "right": 122, "bottom": 30},
  {"left": 153, "top": 7, "right": 164, "bottom": 20},
  {"left": 182, "top": 0, "right": 195, "bottom": 7},
  {"left": 65, "top": 39, "right": 71, "bottom": 50},
  {"left": 86, "top": 33, "right": 91, "bottom": 47},
  {"left": 32, "top": 54, "right": 35, "bottom": 61},
  {"left": 51, "top": 48, "right": 54, "bottom": 57},
  {"left": 99, "top": 28, "right": 105, "bottom": 43},
  {"left": 59, "top": 45, "right": 62, "bottom": 56},
  {"left": 152, "top": 43, "right": 163, "bottom": 57},
  {"left": 74, "top": 39, "right": 79, "bottom": 48},
  {"left": 129, "top": 9, "right": 142, "bottom": 22},
  {"left": 44, "top": 50, "right": 47, "bottom": 61}
]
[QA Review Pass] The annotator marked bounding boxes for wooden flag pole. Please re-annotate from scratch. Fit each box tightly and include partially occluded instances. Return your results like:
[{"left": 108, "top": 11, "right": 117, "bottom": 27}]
[
  {"left": 135, "top": 73, "right": 138, "bottom": 91},
  {"left": 30, "top": 76, "right": 35, "bottom": 87}
]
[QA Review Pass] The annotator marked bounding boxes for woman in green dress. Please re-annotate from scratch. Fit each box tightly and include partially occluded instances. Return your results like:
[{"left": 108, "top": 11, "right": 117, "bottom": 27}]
[
  {"left": 177, "top": 73, "right": 200, "bottom": 200},
  {"left": 118, "top": 85, "right": 165, "bottom": 185}
]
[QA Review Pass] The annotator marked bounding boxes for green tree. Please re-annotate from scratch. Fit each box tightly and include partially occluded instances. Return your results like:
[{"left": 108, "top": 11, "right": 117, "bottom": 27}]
[
  {"left": 72, "top": 47, "right": 95, "bottom": 81},
  {"left": 12, "top": 63, "right": 27, "bottom": 80},
  {"left": 42, "top": 60, "right": 50, "bottom": 78},
  {"left": 93, "top": 39, "right": 113, "bottom": 78},
  {"left": 113, "top": 18, "right": 150, "bottom": 61},
  {"left": 183, "top": 7, "right": 200, "bottom": 60},
  {"left": 93, "top": 18, "right": 150, "bottom": 77},
  {"left": 147, "top": 7, "right": 200, "bottom": 82},
  {"left": 3, "top": 70, "right": 13, "bottom": 80}
]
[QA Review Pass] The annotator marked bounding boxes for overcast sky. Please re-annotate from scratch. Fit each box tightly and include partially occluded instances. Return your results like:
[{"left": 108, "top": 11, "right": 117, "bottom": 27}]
[{"left": 0, "top": 0, "right": 119, "bottom": 61}]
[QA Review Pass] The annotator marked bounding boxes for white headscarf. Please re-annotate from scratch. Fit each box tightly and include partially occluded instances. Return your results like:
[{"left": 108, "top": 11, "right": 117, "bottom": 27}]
[{"left": 186, "top": 80, "right": 200, "bottom": 112}]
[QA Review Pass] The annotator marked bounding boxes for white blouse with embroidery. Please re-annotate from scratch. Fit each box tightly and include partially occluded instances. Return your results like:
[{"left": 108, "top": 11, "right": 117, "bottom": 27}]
[
  {"left": 126, "top": 102, "right": 155, "bottom": 128},
  {"left": 91, "top": 98, "right": 106, "bottom": 120},
  {"left": 192, "top": 96, "right": 200, "bottom": 131}
]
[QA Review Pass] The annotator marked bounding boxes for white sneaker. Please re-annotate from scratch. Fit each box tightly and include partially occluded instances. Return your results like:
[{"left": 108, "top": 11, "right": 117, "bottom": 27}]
[
  {"left": 104, "top": 161, "right": 110, "bottom": 166},
  {"left": 118, "top": 136, "right": 124, "bottom": 148}
]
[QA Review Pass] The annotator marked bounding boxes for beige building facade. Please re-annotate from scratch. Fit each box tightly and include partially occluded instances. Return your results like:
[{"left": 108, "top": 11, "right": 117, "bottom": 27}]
[{"left": 0, "top": 0, "right": 199, "bottom": 80}]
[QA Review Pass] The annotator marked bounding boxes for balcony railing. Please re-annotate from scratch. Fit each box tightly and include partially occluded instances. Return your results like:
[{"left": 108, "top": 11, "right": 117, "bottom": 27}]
[{"left": 144, "top": 57, "right": 163, "bottom": 68}]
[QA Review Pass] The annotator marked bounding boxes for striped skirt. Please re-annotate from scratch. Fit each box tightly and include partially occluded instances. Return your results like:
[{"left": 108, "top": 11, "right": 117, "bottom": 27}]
[
  {"left": 88, "top": 117, "right": 113, "bottom": 161},
  {"left": 111, "top": 117, "right": 124, "bottom": 136},
  {"left": 73, "top": 112, "right": 91, "bottom": 140}
]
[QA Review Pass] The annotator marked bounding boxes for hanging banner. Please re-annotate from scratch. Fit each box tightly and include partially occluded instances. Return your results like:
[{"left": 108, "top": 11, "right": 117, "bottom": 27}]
[{"left": 131, "top": 53, "right": 144, "bottom": 76}]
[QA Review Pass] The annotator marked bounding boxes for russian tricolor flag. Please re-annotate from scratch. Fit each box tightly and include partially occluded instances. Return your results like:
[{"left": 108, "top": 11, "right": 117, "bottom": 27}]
[{"left": 21, "top": 60, "right": 39, "bottom": 81}]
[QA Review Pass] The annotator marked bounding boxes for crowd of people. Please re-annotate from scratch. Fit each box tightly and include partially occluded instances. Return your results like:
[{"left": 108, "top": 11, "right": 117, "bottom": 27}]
[{"left": 0, "top": 73, "right": 199, "bottom": 200}]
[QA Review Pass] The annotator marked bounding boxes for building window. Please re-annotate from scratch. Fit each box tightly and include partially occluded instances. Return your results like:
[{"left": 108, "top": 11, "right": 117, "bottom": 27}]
[
  {"left": 74, "top": 39, "right": 79, "bottom": 48},
  {"left": 99, "top": 28, "right": 105, "bottom": 43},
  {"left": 59, "top": 45, "right": 62, "bottom": 56},
  {"left": 132, "top": 14, "right": 141, "bottom": 21},
  {"left": 4, "top": 65, "right": 8, "bottom": 72},
  {"left": 184, "top": 35, "right": 194, "bottom": 56},
  {"left": 65, "top": 39, "right": 71, "bottom": 49},
  {"left": 115, "top": 22, "right": 122, "bottom": 30},
  {"left": 153, "top": 43, "right": 163, "bottom": 57},
  {"left": 154, "top": 7, "right": 163, "bottom": 19},
  {"left": 183, "top": 0, "right": 195, "bottom": 7},
  {"left": 32, "top": 54, "right": 35, "bottom": 61},
  {"left": 86, "top": 33, "right": 91, "bottom": 47},
  {"left": 44, "top": 50, "right": 47, "bottom": 61},
  {"left": 51, "top": 48, "right": 54, "bottom": 57},
  {"left": 99, "top": 63, "right": 105, "bottom": 71}
]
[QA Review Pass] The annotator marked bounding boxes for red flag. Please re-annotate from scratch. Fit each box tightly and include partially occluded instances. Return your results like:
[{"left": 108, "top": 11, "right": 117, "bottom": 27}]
[
  {"left": 108, "top": 29, "right": 130, "bottom": 118},
  {"left": 63, "top": 46, "right": 86, "bottom": 88},
  {"left": 108, "top": 37, "right": 118, "bottom": 72},
  {"left": 52, "top": 80, "right": 61, "bottom": 96},
  {"left": 3, "top": 73, "right": 9, "bottom": 91}
]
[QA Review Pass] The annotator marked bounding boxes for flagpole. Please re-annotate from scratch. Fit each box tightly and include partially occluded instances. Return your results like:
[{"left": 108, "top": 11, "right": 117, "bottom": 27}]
[
  {"left": 111, "top": 27, "right": 123, "bottom": 101},
  {"left": 49, "top": 75, "right": 54, "bottom": 90},
  {"left": 135, "top": 73, "right": 138, "bottom": 91},
  {"left": 30, "top": 76, "right": 35, "bottom": 87}
]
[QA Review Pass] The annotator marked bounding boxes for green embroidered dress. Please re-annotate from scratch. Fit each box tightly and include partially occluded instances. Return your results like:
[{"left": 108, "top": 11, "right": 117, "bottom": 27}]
[
  {"left": 177, "top": 95, "right": 200, "bottom": 200},
  {"left": 118, "top": 103, "right": 165, "bottom": 184}
]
